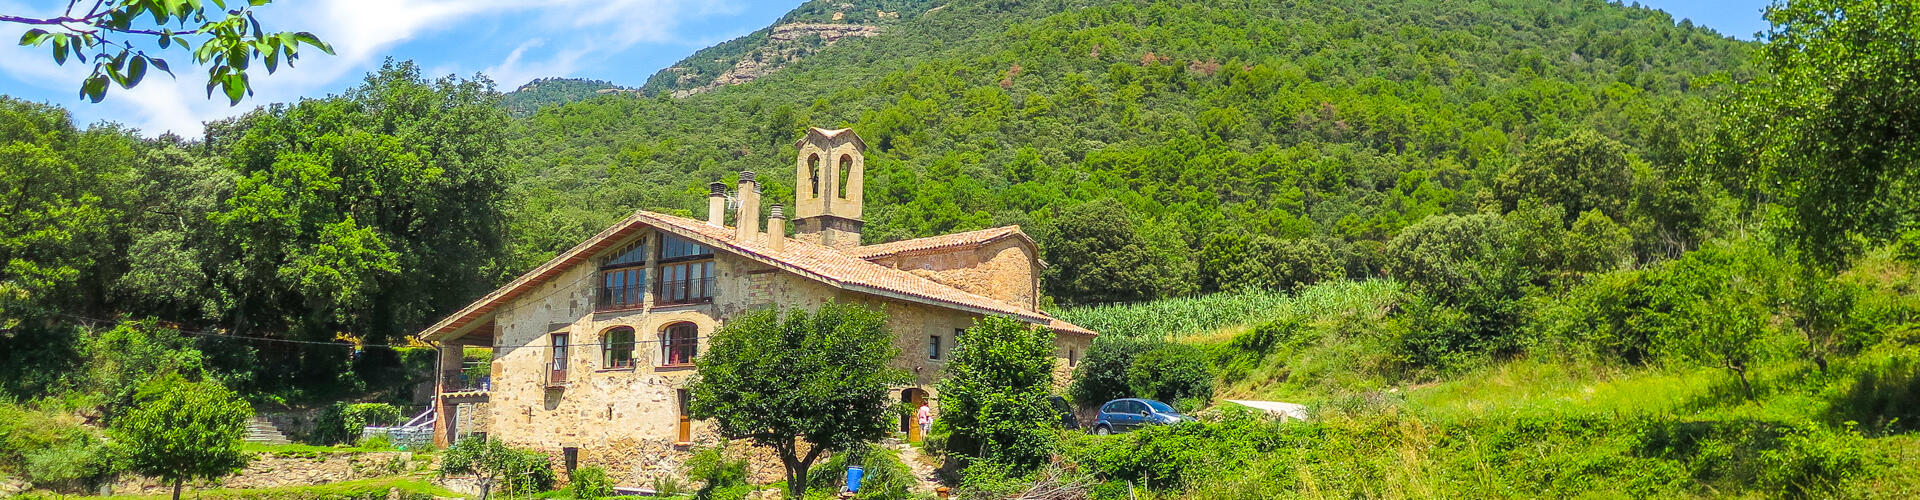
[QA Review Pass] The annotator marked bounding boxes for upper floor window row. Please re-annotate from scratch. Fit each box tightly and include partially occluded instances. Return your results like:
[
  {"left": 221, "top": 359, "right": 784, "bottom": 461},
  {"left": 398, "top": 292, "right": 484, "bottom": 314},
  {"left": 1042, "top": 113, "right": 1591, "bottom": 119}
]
[
  {"left": 661, "top": 234, "right": 713, "bottom": 261},
  {"left": 603, "top": 240, "right": 649, "bottom": 269}
]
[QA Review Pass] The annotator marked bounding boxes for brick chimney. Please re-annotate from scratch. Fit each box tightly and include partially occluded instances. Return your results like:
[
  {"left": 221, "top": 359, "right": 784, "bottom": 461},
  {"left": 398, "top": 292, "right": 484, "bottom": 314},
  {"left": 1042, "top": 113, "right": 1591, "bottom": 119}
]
[
  {"left": 768, "top": 204, "right": 786, "bottom": 252},
  {"left": 734, "top": 171, "right": 760, "bottom": 242},
  {"left": 706, "top": 182, "right": 727, "bottom": 227}
]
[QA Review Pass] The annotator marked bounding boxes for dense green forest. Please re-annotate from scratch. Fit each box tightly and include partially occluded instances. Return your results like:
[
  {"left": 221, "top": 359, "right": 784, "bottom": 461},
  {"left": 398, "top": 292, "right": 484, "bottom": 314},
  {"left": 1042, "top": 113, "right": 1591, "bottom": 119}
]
[
  {"left": 501, "top": 78, "right": 624, "bottom": 117},
  {"left": 4, "top": 0, "right": 1920, "bottom": 497}
]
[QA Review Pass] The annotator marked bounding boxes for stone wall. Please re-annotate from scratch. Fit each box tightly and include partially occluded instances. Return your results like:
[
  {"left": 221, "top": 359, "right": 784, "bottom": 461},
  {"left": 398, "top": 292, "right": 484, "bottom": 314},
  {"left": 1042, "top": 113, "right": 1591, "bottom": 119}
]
[
  {"left": 874, "top": 236, "right": 1042, "bottom": 309},
  {"left": 466, "top": 226, "right": 1089, "bottom": 487},
  {"left": 109, "top": 452, "right": 431, "bottom": 495}
]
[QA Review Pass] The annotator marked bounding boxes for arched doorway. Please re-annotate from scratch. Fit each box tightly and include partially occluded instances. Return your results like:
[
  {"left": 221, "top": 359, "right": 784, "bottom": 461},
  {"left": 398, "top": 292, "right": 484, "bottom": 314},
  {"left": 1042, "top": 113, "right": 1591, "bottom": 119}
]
[{"left": 900, "top": 388, "right": 929, "bottom": 442}]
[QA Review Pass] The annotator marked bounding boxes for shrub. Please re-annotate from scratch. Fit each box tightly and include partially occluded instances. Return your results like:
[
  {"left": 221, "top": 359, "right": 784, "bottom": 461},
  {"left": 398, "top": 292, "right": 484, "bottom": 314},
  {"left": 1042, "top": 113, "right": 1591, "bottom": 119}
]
[
  {"left": 805, "top": 444, "right": 914, "bottom": 499},
  {"left": 684, "top": 443, "right": 750, "bottom": 500},
  {"left": 1073, "top": 408, "right": 1288, "bottom": 490},
  {"left": 1125, "top": 343, "right": 1216, "bottom": 405},
  {"left": 23, "top": 437, "right": 116, "bottom": 492},
  {"left": 939, "top": 316, "right": 1058, "bottom": 471},
  {"left": 1383, "top": 214, "right": 1530, "bottom": 360},
  {"left": 359, "top": 434, "right": 393, "bottom": 451},
  {"left": 439, "top": 438, "right": 555, "bottom": 496},
  {"left": 955, "top": 460, "right": 1032, "bottom": 499},
  {"left": 1068, "top": 338, "right": 1151, "bottom": 407},
  {"left": 312, "top": 403, "right": 403, "bottom": 445},
  {"left": 568, "top": 466, "right": 614, "bottom": 499}
]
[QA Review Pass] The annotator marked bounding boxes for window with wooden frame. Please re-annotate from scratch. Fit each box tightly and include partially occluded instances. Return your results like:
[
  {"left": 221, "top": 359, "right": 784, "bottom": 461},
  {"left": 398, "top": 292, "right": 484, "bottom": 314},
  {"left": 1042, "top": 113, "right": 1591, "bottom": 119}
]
[
  {"left": 602, "top": 327, "right": 636, "bottom": 369},
  {"left": 596, "top": 239, "right": 649, "bottom": 311},
  {"left": 657, "top": 235, "right": 715, "bottom": 305},
  {"left": 928, "top": 335, "right": 942, "bottom": 360},
  {"left": 548, "top": 333, "right": 570, "bottom": 385},
  {"left": 661, "top": 322, "right": 699, "bottom": 366}
]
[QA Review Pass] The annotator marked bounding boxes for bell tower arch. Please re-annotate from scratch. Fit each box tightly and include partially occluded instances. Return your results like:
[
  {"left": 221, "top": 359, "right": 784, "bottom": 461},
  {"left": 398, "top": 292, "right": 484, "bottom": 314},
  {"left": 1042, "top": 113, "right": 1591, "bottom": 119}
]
[{"left": 792, "top": 127, "right": 865, "bottom": 249}]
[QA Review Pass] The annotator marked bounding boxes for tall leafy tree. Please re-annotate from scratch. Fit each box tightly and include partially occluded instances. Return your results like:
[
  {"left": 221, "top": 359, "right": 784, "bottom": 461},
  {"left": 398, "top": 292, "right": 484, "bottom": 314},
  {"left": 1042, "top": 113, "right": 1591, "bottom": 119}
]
[
  {"left": 1496, "top": 130, "right": 1639, "bottom": 224},
  {"left": 110, "top": 374, "right": 251, "bottom": 500},
  {"left": 1714, "top": 0, "right": 1920, "bottom": 367},
  {"left": 687, "top": 303, "right": 907, "bottom": 498},
  {"left": 938, "top": 315, "right": 1057, "bottom": 471},
  {"left": 208, "top": 61, "right": 510, "bottom": 343},
  {"left": 1719, "top": 0, "right": 1920, "bottom": 268},
  {"left": 1043, "top": 199, "right": 1177, "bottom": 305}
]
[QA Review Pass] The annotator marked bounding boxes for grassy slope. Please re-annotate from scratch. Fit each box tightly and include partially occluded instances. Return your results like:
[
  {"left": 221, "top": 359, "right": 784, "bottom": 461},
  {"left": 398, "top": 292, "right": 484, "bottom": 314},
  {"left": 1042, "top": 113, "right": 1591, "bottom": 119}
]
[{"left": 1057, "top": 274, "right": 1920, "bottom": 497}]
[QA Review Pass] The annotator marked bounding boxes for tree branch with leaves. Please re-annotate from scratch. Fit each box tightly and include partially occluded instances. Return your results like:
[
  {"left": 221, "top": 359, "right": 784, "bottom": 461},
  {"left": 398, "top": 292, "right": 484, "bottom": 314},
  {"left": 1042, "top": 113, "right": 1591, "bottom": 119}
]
[{"left": 6, "top": 0, "right": 332, "bottom": 103}]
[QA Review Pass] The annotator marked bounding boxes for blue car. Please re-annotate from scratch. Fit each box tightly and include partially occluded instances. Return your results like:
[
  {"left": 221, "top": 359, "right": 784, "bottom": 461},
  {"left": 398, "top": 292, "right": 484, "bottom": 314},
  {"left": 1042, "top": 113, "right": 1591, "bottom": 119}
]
[{"left": 1092, "top": 398, "right": 1190, "bottom": 435}]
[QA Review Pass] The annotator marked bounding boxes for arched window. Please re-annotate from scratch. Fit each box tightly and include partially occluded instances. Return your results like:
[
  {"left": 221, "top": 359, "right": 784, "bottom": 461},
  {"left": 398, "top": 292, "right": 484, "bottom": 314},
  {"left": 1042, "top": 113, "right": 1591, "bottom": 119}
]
[
  {"left": 838, "top": 154, "right": 854, "bottom": 199},
  {"left": 661, "top": 322, "right": 698, "bottom": 366},
  {"left": 602, "top": 327, "right": 635, "bottom": 369},
  {"left": 807, "top": 154, "right": 822, "bottom": 198}
]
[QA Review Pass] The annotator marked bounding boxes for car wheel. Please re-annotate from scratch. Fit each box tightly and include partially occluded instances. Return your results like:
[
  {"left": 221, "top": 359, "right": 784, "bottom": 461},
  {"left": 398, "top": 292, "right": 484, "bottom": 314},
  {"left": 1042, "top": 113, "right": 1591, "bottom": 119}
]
[{"left": 1094, "top": 425, "right": 1111, "bottom": 436}]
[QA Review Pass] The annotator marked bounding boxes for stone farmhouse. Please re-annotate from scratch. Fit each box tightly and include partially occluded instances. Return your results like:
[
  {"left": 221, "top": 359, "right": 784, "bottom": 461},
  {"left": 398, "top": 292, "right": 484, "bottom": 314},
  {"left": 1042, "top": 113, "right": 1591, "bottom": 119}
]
[{"left": 416, "top": 127, "right": 1096, "bottom": 479}]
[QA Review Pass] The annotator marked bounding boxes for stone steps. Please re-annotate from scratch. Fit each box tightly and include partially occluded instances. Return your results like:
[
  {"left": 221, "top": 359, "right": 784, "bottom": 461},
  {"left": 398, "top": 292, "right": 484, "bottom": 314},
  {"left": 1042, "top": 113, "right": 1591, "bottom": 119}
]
[{"left": 245, "top": 416, "right": 291, "bottom": 444}]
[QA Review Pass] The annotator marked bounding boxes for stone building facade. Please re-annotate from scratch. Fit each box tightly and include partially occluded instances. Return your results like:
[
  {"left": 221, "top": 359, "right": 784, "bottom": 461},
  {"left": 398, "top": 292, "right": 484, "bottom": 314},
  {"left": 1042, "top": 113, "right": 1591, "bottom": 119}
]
[{"left": 417, "top": 128, "right": 1096, "bottom": 485}]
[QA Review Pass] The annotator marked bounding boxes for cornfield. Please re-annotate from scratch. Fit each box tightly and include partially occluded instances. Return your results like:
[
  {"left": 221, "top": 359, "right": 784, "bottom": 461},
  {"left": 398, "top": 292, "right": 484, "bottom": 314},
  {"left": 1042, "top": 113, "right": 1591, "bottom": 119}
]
[{"left": 1051, "top": 280, "right": 1404, "bottom": 341}]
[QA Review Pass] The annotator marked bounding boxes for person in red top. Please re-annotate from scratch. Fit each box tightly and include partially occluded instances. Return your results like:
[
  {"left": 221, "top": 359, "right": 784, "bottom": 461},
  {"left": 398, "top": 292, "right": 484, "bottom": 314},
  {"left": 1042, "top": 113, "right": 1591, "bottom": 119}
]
[{"left": 915, "top": 401, "right": 933, "bottom": 441}]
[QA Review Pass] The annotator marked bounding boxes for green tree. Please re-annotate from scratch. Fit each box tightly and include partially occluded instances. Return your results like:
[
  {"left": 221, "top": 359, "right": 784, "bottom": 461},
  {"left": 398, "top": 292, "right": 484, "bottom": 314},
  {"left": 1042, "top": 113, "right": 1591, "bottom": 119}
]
[
  {"left": 5, "top": 0, "right": 332, "bottom": 103},
  {"left": 937, "top": 316, "right": 1057, "bottom": 471},
  {"left": 1069, "top": 338, "right": 1151, "bottom": 407},
  {"left": 110, "top": 374, "right": 251, "bottom": 500},
  {"left": 1043, "top": 199, "right": 1177, "bottom": 304},
  {"left": 1642, "top": 242, "right": 1786, "bottom": 398},
  {"left": 77, "top": 319, "right": 208, "bottom": 421},
  {"left": 687, "top": 303, "right": 907, "bottom": 498},
  {"left": 1718, "top": 0, "right": 1920, "bottom": 270},
  {"left": 1198, "top": 233, "right": 1341, "bottom": 293},
  {"left": 0, "top": 99, "right": 115, "bottom": 328},
  {"left": 439, "top": 437, "right": 556, "bottom": 500},
  {"left": 206, "top": 61, "right": 511, "bottom": 392},
  {"left": 1496, "top": 130, "right": 1638, "bottom": 223},
  {"left": 1383, "top": 214, "right": 1529, "bottom": 360},
  {"left": 1126, "top": 343, "right": 1216, "bottom": 407}
]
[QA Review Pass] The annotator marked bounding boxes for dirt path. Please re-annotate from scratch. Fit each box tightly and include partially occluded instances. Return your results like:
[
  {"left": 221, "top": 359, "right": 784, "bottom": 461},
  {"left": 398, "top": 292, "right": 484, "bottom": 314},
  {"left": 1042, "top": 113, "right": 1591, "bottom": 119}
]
[{"left": 889, "top": 440, "right": 947, "bottom": 495}]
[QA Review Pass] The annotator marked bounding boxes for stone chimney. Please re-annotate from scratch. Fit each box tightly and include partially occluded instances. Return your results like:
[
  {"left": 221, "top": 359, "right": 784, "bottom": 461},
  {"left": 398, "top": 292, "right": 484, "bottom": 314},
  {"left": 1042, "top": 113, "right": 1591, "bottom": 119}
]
[
  {"left": 768, "top": 205, "right": 786, "bottom": 252},
  {"left": 734, "top": 171, "right": 760, "bottom": 242},
  {"left": 706, "top": 182, "right": 727, "bottom": 227}
]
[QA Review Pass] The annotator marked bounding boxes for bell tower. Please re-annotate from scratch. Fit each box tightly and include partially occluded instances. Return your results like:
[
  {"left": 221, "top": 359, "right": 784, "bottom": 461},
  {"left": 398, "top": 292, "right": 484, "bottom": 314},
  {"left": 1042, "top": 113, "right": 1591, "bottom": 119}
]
[{"left": 792, "top": 127, "right": 866, "bottom": 250}]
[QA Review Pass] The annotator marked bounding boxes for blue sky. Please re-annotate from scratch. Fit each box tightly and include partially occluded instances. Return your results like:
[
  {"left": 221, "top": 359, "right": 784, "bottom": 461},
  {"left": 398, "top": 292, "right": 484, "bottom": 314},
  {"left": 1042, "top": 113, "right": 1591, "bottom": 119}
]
[{"left": 0, "top": 0, "right": 1775, "bottom": 136}]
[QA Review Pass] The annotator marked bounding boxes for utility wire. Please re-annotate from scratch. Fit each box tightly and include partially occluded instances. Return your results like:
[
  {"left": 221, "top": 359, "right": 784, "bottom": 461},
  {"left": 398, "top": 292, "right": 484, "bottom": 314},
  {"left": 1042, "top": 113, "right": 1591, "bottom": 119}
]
[{"left": 48, "top": 312, "right": 711, "bottom": 351}]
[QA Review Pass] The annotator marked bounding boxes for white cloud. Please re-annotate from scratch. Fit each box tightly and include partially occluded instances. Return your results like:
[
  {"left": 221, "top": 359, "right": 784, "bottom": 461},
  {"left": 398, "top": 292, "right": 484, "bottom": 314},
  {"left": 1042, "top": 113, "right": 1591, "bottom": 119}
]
[{"left": 0, "top": 0, "right": 748, "bottom": 136}]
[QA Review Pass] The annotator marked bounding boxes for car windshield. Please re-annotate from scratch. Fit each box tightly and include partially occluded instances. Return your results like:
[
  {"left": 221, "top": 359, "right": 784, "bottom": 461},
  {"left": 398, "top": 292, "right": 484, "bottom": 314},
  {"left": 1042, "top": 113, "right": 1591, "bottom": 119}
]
[{"left": 1142, "top": 400, "right": 1176, "bottom": 413}]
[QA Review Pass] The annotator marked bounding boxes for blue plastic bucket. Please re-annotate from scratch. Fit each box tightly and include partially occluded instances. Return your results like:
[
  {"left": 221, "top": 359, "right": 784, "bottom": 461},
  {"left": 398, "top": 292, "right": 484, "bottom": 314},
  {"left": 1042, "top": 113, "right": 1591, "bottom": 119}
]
[{"left": 845, "top": 466, "right": 866, "bottom": 493}]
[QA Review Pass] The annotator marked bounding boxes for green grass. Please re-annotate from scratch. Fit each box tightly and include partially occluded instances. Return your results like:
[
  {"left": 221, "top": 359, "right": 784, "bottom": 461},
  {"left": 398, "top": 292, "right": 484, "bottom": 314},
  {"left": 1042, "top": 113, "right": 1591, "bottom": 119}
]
[
  {"left": 240, "top": 442, "right": 431, "bottom": 455},
  {"left": 1054, "top": 280, "right": 1403, "bottom": 342},
  {"left": 34, "top": 475, "right": 464, "bottom": 500}
]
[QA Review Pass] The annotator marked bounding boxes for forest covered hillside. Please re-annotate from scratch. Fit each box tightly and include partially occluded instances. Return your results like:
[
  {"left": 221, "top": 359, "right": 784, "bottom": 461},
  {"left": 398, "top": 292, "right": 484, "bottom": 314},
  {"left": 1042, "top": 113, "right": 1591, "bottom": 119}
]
[{"left": 502, "top": 0, "right": 1750, "bottom": 303}]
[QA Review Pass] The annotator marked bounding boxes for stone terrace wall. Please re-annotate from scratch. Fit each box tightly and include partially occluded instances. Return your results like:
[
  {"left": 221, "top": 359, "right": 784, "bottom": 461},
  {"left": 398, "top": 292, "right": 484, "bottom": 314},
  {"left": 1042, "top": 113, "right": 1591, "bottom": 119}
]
[{"left": 109, "top": 451, "right": 433, "bottom": 495}]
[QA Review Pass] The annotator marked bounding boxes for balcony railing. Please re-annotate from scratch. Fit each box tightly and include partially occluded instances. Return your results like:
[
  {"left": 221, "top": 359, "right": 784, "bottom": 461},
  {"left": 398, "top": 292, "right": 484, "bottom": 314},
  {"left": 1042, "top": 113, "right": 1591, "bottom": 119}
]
[
  {"left": 595, "top": 284, "right": 646, "bottom": 312},
  {"left": 441, "top": 370, "right": 490, "bottom": 393},
  {"left": 657, "top": 277, "right": 715, "bottom": 306}
]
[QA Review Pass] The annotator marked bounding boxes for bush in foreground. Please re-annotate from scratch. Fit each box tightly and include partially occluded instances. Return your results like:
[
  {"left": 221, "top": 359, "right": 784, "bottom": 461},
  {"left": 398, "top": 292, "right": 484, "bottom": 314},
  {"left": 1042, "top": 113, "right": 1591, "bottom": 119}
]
[{"left": 439, "top": 438, "right": 554, "bottom": 499}]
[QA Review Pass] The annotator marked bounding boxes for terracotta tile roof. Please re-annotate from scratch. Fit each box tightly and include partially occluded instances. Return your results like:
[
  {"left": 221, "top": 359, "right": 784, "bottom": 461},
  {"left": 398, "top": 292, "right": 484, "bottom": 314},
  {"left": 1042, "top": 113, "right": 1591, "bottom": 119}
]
[
  {"left": 797, "top": 127, "right": 867, "bottom": 151},
  {"left": 847, "top": 226, "right": 1034, "bottom": 260},
  {"left": 417, "top": 210, "right": 1095, "bottom": 341}
]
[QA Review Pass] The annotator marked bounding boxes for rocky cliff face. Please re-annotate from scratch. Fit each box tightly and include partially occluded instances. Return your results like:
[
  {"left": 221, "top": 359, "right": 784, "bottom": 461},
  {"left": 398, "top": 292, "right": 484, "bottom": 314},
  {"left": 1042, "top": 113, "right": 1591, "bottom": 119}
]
[{"left": 664, "top": 23, "right": 885, "bottom": 98}]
